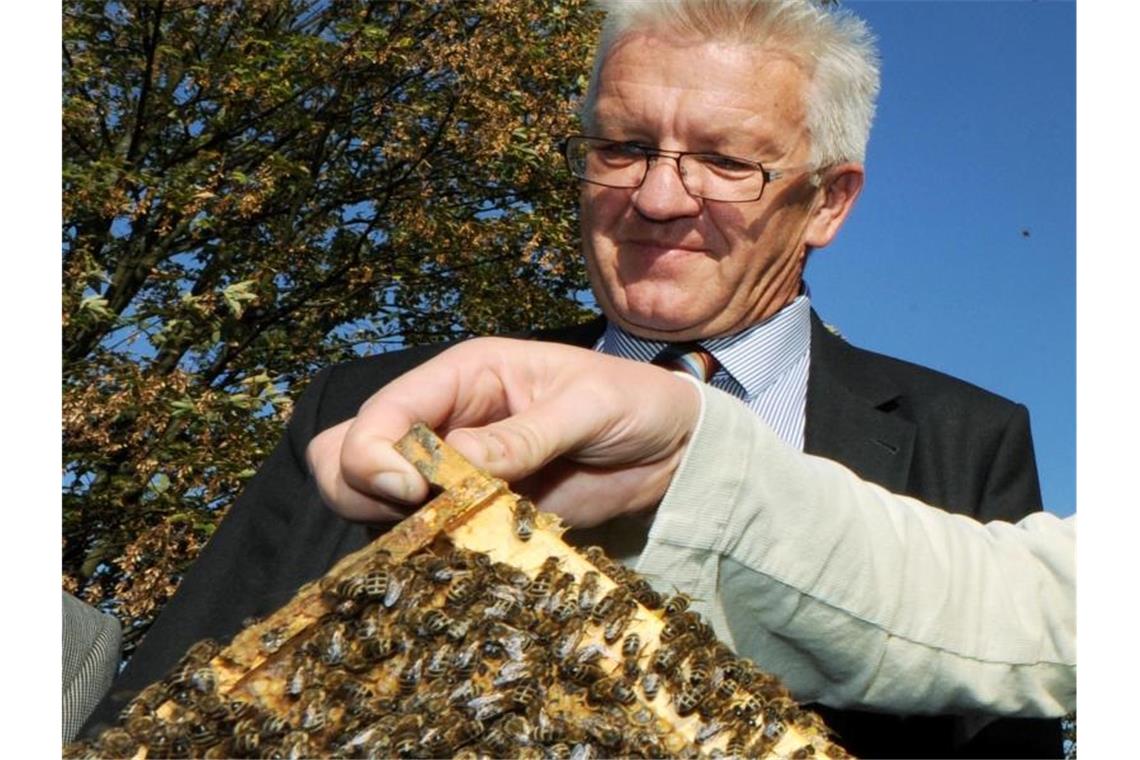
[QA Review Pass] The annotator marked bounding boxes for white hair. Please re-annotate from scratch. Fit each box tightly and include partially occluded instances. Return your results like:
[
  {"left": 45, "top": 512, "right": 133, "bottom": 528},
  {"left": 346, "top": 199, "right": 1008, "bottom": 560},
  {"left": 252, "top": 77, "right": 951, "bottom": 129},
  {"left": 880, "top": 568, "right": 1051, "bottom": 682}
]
[{"left": 581, "top": 0, "right": 881, "bottom": 167}]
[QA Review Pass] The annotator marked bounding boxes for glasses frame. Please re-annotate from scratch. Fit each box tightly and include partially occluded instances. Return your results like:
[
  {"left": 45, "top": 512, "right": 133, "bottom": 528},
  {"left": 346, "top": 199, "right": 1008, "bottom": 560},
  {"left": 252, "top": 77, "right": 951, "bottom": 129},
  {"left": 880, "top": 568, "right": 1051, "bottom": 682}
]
[{"left": 561, "top": 134, "right": 814, "bottom": 203}]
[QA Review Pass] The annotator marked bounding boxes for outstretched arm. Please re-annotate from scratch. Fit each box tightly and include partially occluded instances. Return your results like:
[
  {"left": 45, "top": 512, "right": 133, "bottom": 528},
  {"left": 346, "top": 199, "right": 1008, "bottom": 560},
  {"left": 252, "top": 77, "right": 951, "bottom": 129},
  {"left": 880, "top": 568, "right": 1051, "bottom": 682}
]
[{"left": 306, "top": 336, "right": 1075, "bottom": 717}]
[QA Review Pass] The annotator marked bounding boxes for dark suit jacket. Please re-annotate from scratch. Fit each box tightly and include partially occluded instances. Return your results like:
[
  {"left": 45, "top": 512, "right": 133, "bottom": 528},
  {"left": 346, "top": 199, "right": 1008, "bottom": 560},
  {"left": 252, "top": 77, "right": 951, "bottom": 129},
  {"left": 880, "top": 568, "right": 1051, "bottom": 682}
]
[{"left": 84, "top": 312, "right": 1057, "bottom": 757}]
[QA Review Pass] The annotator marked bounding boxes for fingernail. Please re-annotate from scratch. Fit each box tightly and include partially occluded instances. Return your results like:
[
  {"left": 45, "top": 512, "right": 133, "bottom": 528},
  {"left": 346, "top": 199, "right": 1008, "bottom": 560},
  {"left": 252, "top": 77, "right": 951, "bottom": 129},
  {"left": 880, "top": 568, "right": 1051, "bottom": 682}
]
[{"left": 371, "top": 472, "right": 414, "bottom": 503}]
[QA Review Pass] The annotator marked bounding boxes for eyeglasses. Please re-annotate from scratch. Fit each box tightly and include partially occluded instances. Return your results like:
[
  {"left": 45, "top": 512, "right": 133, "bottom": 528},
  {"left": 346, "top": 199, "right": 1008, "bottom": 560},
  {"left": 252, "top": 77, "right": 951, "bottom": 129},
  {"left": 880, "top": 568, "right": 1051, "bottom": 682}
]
[{"left": 561, "top": 135, "right": 810, "bottom": 203}]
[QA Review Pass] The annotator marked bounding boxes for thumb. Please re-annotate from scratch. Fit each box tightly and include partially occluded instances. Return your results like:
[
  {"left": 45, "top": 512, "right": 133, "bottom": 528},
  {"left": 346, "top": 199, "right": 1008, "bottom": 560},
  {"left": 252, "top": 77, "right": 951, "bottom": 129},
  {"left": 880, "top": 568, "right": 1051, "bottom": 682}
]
[{"left": 444, "top": 397, "right": 586, "bottom": 482}]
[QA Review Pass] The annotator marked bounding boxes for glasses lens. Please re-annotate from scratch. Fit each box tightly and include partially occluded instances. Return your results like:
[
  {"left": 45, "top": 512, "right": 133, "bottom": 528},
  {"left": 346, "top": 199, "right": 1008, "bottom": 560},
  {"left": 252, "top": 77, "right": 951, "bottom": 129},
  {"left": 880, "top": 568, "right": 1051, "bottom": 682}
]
[
  {"left": 568, "top": 138, "right": 645, "bottom": 189},
  {"left": 680, "top": 154, "right": 766, "bottom": 202}
]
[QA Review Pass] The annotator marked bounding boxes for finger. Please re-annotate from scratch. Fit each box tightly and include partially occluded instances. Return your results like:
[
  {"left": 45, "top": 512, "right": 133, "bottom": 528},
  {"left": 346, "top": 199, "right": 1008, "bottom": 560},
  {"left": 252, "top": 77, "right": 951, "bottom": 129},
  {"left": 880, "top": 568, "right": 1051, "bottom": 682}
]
[
  {"left": 307, "top": 421, "right": 423, "bottom": 522},
  {"left": 443, "top": 388, "right": 608, "bottom": 482}
]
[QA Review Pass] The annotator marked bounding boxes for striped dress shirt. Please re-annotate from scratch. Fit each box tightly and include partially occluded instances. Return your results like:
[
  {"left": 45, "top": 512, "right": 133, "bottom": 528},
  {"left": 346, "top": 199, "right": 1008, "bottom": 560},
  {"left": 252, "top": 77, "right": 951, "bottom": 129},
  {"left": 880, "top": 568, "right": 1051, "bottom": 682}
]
[{"left": 594, "top": 295, "right": 812, "bottom": 451}]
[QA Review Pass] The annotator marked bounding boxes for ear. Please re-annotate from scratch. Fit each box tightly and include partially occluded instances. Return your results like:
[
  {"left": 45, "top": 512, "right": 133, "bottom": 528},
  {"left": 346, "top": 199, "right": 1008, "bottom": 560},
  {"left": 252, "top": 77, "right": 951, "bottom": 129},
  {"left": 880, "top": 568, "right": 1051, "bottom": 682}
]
[{"left": 804, "top": 163, "right": 864, "bottom": 248}]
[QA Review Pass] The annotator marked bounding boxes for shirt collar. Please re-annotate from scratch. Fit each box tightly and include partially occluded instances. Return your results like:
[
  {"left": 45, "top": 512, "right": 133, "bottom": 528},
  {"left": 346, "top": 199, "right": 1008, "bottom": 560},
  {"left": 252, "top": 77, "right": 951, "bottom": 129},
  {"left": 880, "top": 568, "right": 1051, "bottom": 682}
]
[{"left": 595, "top": 294, "right": 812, "bottom": 400}]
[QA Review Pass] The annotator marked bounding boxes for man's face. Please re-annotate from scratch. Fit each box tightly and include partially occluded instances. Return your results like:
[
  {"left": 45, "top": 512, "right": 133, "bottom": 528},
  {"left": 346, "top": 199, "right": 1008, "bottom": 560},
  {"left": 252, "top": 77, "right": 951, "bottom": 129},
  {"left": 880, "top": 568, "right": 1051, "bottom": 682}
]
[{"left": 581, "top": 32, "right": 829, "bottom": 341}]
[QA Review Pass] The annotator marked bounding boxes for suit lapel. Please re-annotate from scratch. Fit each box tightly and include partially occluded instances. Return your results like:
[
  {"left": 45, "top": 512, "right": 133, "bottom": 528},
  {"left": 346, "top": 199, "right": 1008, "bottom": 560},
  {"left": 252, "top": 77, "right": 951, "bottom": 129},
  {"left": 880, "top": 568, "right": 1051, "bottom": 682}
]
[{"left": 804, "top": 311, "right": 915, "bottom": 493}]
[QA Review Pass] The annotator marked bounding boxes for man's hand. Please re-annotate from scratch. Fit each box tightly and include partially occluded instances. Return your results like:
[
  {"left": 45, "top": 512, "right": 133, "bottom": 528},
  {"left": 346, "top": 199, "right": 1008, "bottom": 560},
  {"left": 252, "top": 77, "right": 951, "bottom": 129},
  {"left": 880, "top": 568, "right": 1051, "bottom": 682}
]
[{"left": 306, "top": 338, "right": 701, "bottom": 527}]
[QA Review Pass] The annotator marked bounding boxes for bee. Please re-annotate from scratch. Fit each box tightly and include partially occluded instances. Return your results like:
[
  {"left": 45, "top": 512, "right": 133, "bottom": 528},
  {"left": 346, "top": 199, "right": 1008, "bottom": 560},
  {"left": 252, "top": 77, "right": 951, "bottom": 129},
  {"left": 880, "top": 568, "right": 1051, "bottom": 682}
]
[
  {"left": 448, "top": 678, "right": 481, "bottom": 706},
  {"left": 492, "top": 561, "right": 532, "bottom": 588},
  {"left": 418, "top": 608, "right": 452, "bottom": 638},
  {"left": 453, "top": 641, "right": 482, "bottom": 679},
  {"left": 384, "top": 565, "right": 413, "bottom": 608},
  {"left": 547, "top": 742, "right": 573, "bottom": 760},
  {"left": 230, "top": 718, "right": 261, "bottom": 755},
  {"left": 535, "top": 709, "right": 566, "bottom": 744},
  {"left": 659, "top": 615, "right": 687, "bottom": 642},
  {"left": 582, "top": 716, "right": 623, "bottom": 748},
  {"left": 96, "top": 727, "right": 137, "bottom": 757},
  {"left": 561, "top": 659, "right": 605, "bottom": 686},
  {"left": 513, "top": 497, "right": 537, "bottom": 541},
  {"left": 364, "top": 633, "right": 400, "bottom": 662},
  {"left": 338, "top": 678, "right": 376, "bottom": 714},
  {"left": 621, "top": 632, "right": 642, "bottom": 659},
  {"left": 316, "top": 621, "right": 348, "bottom": 666},
  {"left": 358, "top": 564, "right": 391, "bottom": 600},
  {"left": 674, "top": 685, "right": 703, "bottom": 716},
  {"left": 602, "top": 606, "right": 635, "bottom": 644},
  {"left": 446, "top": 614, "right": 475, "bottom": 642},
  {"left": 398, "top": 653, "right": 424, "bottom": 694},
  {"left": 553, "top": 622, "right": 584, "bottom": 662},
  {"left": 577, "top": 570, "right": 601, "bottom": 613},
  {"left": 124, "top": 713, "right": 158, "bottom": 742},
  {"left": 628, "top": 577, "right": 664, "bottom": 609},
  {"left": 597, "top": 677, "right": 637, "bottom": 706},
  {"left": 792, "top": 745, "right": 818, "bottom": 759},
  {"left": 445, "top": 575, "right": 479, "bottom": 608},
  {"left": 493, "top": 658, "right": 540, "bottom": 688},
  {"left": 260, "top": 713, "right": 290, "bottom": 738},
  {"left": 733, "top": 694, "right": 763, "bottom": 721},
  {"left": 193, "top": 692, "right": 228, "bottom": 722},
  {"left": 182, "top": 638, "right": 222, "bottom": 666},
  {"left": 186, "top": 721, "right": 219, "bottom": 749},
  {"left": 652, "top": 637, "right": 689, "bottom": 676},
  {"left": 259, "top": 625, "right": 289, "bottom": 654},
  {"left": 393, "top": 731, "right": 420, "bottom": 759},
  {"left": 590, "top": 587, "right": 631, "bottom": 624},
  {"left": 425, "top": 642, "right": 454, "bottom": 680},
  {"left": 468, "top": 692, "right": 509, "bottom": 723},
  {"left": 628, "top": 730, "right": 666, "bottom": 757},
  {"left": 696, "top": 719, "right": 728, "bottom": 745},
  {"left": 664, "top": 592, "right": 693, "bottom": 617}
]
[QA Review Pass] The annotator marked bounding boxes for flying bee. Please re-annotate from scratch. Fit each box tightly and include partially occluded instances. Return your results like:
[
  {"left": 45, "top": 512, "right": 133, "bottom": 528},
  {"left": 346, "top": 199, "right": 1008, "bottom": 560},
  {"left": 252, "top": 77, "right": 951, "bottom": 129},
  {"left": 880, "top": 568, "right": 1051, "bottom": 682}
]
[{"left": 512, "top": 497, "right": 537, "bottom": 541}]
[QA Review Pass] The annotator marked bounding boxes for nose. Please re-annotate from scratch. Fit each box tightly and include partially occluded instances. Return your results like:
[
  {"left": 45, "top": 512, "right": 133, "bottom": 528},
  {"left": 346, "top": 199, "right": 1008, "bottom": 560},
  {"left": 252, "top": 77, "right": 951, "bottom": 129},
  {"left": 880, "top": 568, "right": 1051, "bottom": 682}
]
[{"left": 632, "top": 157, "right": 702, "bottom": 220}]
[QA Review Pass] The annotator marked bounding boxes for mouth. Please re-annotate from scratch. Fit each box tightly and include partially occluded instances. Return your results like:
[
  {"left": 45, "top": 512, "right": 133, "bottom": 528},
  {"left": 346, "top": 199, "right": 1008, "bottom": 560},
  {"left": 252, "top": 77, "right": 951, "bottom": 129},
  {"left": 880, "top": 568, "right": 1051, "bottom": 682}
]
[{"left": 622, "top": 239, "right": 708, "bottom": 256}]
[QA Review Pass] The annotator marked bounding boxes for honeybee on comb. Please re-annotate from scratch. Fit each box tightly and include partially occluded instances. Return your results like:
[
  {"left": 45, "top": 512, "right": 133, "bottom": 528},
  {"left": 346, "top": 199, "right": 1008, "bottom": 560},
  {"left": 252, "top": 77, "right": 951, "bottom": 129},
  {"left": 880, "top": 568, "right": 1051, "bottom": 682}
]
[{"left": 67, "top": 425, "right": 848, "bottom": 759}]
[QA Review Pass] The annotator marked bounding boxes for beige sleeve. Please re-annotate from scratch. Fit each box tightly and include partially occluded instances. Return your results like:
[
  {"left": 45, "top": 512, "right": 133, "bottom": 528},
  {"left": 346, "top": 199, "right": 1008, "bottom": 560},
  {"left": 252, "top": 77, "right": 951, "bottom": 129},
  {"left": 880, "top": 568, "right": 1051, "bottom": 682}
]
[{"left": 635, "top": 378, "right": 1075, "bottom": 718}]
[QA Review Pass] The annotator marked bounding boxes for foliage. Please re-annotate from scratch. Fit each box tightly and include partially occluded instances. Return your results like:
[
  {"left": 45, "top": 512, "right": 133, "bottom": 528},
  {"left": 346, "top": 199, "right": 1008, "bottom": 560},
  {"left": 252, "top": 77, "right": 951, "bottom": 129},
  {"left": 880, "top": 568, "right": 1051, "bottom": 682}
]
[{"left": 62, "top": 0, "right": 598, "bottom": 654}]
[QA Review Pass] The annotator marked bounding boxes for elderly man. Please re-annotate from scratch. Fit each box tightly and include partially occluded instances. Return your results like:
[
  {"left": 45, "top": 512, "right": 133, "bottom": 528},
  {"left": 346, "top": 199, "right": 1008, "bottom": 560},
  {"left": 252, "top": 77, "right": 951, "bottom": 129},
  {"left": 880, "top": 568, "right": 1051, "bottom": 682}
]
[{"left": 83, "top": 1, "right": 1055, "bottom": 756}]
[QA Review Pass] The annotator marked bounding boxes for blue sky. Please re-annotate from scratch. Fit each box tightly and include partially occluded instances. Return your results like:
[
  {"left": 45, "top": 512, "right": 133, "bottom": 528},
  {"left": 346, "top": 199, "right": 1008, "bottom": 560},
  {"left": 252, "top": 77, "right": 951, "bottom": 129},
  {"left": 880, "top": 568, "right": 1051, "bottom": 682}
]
[{"left": 804, "top": 1, "right": 1075, "bottom": 515}]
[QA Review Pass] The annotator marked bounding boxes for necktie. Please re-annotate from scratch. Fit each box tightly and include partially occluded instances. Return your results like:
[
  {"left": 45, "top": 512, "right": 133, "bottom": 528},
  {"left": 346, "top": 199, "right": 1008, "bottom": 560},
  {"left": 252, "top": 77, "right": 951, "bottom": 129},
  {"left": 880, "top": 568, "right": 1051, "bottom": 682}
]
[{"left": 652, "top": 343, "right": 719, "bottom": 383}]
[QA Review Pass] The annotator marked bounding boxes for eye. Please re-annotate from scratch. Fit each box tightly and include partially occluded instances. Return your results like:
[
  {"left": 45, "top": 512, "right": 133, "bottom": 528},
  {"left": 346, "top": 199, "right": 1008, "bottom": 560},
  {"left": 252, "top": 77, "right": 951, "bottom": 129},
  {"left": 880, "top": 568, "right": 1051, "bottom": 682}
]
[
  {"left": 695, "top": 153, "right": 758, "bottom": 174},
  {"left": 596, "top": 141, "right": 648, "bottom": 161}
]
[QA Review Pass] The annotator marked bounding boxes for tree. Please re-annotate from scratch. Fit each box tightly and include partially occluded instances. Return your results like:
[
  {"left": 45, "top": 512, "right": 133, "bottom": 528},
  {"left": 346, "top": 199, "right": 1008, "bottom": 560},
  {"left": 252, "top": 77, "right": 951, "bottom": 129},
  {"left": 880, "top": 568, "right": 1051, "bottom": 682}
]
[{"left": 62, "top": 0, "right": 598, "bottom": 655}]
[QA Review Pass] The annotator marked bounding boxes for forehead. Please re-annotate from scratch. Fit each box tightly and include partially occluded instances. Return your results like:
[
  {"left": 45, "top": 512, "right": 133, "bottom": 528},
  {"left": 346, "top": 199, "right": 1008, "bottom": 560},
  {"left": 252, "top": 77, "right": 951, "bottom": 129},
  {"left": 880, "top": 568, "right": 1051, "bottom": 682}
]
[{"left": 592, "top": 31, "right": 810, "bottom": 152}]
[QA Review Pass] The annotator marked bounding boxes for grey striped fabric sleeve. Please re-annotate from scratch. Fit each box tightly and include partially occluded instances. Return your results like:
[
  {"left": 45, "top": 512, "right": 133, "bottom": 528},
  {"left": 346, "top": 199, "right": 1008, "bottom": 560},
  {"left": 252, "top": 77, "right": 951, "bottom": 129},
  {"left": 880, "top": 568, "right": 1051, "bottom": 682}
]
[{"left": 62, "top": 591, "right": 122, "bottom": 742}]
